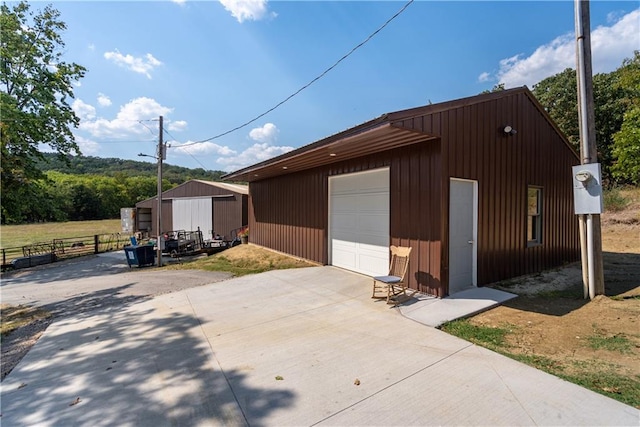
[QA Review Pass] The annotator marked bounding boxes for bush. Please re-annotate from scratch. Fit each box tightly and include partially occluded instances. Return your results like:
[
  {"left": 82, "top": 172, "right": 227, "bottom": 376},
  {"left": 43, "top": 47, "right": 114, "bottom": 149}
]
[{"left": 603, "top": 188, "right": 630, "bottom": 212}]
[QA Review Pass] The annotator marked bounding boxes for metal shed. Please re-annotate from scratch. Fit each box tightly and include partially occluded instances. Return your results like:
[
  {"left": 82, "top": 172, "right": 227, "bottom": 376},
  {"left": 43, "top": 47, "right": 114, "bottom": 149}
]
[
  {"left": 223, "top": 87, "right": 580, "bottom": 297},
  {"left": 135, "top": 180, "right": 248, "bottom": 241}
]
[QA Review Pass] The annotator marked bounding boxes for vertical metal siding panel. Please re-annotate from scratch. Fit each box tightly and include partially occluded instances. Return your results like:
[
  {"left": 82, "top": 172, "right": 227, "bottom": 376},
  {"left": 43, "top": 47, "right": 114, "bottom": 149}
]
[
  {"left": 480, "top": 101, "right": 493, "bottom": 284},
  {"left": 470, "top": 105, "right": 479, "bottom": 180},
  {"left": 440, "top": 111, "right": 450, "bottom": 294},
  {"left": 418, "top": 143, "right": 429, "bottom": 294},
  {"left": 242, "top": 195, "right": 248, "bottom": 226},
  {"left": 462, "top": 106, "right": 471, "bottom": 175},
  {"left": 517, "top": 94, "right": 527, "bottom": 268},
  {"left": 400, "top": 149, "right": 411, "bottom": 245},
  {"left": 476, "top": 102, "right": 487, "bottom": 284},
  {"left": 516, "top": 94, "right": 527, "bottom": 275},
  {"left": 506, "top": 94, "right": 517, "bottom": 278},
  {"left": 410, "top": 144, "right": 421, "bottom": 261},
  {"left": 497, "top": 97, "right": 506, "bottom": 283},
  {"left": 506, "top": 95, "right": 515, "bottom": 277},
  {"left": 432, "top": 140, "right": 443, "bottom": 296}
]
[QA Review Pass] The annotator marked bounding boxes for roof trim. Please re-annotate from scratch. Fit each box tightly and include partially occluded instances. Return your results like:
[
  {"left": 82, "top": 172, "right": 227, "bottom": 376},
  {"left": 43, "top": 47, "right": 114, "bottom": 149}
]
[
  {"left": 188, "top": 180, "right": 249, "bottom": 194},
  {"left": 135, "top": 179, "right": 248, "bottom": 205},
  {"left": 223, "top": 123, "right": 436, "bottom": 182}
]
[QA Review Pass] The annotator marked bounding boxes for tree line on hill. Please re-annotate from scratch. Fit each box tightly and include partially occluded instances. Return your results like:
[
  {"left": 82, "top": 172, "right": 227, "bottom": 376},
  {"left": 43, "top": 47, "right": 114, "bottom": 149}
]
[
  {"left": 35, "top": 153, "right": 227, "bottom": 184},
  {"left": 2, "top": 154, "right": 229, "bottom": 224}
]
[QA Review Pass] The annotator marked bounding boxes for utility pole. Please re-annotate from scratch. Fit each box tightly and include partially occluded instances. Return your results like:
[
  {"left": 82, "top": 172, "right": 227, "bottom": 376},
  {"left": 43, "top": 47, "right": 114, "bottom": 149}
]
[
  {"left": 575, "top": 0, "right": 604, "bottom": 298},
  {"left": 157, "top": 115, "right": 164, "bottom": 267}
]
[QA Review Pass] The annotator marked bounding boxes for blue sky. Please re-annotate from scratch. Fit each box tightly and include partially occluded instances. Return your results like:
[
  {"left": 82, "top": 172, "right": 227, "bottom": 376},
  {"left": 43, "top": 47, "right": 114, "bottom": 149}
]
[{"left": 37, "top": 1, "right": 640, "bottom": 173}]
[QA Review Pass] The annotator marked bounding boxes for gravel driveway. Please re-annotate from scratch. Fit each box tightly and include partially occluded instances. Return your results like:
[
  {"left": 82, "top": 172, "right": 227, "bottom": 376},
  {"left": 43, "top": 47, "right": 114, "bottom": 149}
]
[{"left": 0, "top": 250, "right": 232, "bottom": 379}]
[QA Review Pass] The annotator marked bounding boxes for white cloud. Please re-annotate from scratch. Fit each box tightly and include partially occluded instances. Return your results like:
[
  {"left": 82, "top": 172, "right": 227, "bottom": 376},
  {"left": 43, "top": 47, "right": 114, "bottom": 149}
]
[
  {"left": 217, "top": 142, "right": 294, "bottom": 172},
  {"left": 167, "top": 120, "right": 188, "bottom": 132},
  {"left": 477, "top": 71, "right": 490, "bottom": 83},
  {"left": 88, "top": 43, "right": 95, "bottom": 51},
  {"left": 172, "top": 141, "right": 236, "bottom": 156},
  {"left": 72, "top": 99, "right": 96, "bottom": 121},
  {"left": 104, "top": 50, "right": 162, "bottom": 79},
  {"left": 168, "top": 123, "right": 292, "bottom": 171},
  {"left": 218, "top": 0, "right": 276, "bottom": 23},
  {"left": 97, "top": 93, "right": 112, "bottom": 107},
  {"left": 171, "top": 0, "right": 187, "bottom": 5},
  {"left": 79, "top": 97, "right": 173, "bottom": 138},
  {"left": 75, "top": 135, "right": 101, "bottom": 155},
  {"left": 483, "top": 9, "right": 639, "bottom": 88},
  {"left": 248, "top": 123, "right": 279, "bottom": 143}
]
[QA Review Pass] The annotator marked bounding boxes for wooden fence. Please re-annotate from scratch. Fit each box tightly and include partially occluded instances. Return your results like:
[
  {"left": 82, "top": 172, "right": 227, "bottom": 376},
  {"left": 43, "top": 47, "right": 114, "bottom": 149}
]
[{"left": 1, "top": 233, "right": 132, "bottom": 271}]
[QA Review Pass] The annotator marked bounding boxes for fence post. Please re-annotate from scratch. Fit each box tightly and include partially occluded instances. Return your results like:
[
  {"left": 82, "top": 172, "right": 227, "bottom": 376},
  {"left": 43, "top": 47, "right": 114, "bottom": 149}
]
[{"left": 94, "top": 235, "right": 99, "bottom": 254}]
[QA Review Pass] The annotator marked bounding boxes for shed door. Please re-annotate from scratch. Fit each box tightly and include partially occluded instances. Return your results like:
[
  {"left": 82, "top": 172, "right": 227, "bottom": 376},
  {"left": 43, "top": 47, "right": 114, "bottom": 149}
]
[
  {"left": 329, "top": 168, "right": 389, "bottom": 277},
  {"left": 172, "top": 198, "right": 213, "bottom": 234},
  {"left": 448, "top": 179, "right": 478, "bottom": 294}
]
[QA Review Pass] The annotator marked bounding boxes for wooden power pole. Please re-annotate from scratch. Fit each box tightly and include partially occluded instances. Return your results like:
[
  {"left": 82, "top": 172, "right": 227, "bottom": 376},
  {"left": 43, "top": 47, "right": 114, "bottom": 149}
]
[
  {"left": 156, "top": 115, "right": 164, "bottom": 267},
  {"left": 575, "top": 0, "right": 604, "bottom": 298}
]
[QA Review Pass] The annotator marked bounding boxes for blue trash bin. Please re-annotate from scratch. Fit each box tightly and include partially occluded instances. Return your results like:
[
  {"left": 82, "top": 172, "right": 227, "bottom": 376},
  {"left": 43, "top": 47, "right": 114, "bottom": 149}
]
[{"left": 124, "top": 245, "right": 155, "bottom": 267}]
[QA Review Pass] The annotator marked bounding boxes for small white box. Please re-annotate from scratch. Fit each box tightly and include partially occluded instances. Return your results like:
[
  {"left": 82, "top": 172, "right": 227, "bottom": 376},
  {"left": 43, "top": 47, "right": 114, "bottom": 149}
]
[{"left": 572, "top": 163, "right": 603, "bottom": 215}]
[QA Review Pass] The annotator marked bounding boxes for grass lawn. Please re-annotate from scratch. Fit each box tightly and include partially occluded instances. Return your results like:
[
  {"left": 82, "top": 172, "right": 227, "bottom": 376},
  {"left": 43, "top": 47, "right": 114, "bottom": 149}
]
[{"left": 0, "top": 219, "right": 121, "bottom": 248}]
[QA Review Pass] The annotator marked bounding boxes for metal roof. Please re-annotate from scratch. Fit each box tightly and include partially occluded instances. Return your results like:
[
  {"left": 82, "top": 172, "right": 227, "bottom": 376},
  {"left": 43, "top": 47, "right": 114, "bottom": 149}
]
[{"left": 189, "top": 180, "right": 249, "bottom": 195}]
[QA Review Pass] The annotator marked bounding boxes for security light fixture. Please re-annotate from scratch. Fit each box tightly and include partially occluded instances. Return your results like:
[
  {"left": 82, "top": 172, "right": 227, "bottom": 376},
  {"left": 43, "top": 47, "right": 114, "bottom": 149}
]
[{"left": 503, "top": 125, "right": 517, "bottom": 136}]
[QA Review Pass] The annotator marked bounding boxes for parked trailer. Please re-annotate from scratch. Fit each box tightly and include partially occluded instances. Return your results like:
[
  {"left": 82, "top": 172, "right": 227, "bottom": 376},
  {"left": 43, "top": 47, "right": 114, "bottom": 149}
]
[{"left": 162, "top": 229, "right": 229, "bottom": 258}]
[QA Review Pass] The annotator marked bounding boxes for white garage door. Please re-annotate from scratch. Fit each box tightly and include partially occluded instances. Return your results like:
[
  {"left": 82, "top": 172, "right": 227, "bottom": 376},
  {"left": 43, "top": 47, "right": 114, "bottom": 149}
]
[
  {"left": 172, "top": 198, "right": 213, "bottom": 235},
  {"left": 329, "top": 168, "right": 390, "bottom": 277}
]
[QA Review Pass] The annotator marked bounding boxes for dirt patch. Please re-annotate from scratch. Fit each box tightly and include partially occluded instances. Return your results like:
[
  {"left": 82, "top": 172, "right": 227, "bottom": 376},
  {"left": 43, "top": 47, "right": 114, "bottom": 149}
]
[
  {"left": 165, "top": 243, "right": 317, "bottom": 275},
  {"left": 218, "top": 244, "right": 317, "bottom": 266},
  {"left": 467, "top": 189, "right": 640, "bottom": 406},
  {"left": 1, "top": 313, "right": 52, "bottom": 381}
]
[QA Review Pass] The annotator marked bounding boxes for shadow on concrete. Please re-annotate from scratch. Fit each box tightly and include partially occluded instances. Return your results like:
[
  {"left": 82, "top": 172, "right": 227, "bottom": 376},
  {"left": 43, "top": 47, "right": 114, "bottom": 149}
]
[
  {"left": 1, "top": 285, "right": 295, "bottom": 426},
  {"left": 0, "top": 253, "right": 131, "bottom": 286},
  {"left": 41, "top": 283, "right": 147, "bottom": 318}
]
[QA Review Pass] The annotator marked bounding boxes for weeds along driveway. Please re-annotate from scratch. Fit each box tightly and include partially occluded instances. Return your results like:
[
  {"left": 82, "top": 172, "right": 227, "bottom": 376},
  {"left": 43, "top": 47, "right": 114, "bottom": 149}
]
[{"left": 2, "top": 265, "right": 637, "bottom": 426}]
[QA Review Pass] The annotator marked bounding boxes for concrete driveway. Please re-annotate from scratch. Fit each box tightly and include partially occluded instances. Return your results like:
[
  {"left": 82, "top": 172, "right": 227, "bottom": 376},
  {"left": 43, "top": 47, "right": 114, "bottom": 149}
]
[{"left": 1, "top": 256, "right": 638, "bottom": 426}]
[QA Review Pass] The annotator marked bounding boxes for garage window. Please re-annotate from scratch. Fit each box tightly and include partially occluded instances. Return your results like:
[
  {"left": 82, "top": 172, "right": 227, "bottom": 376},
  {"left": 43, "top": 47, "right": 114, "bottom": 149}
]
[{"left": 527, "top": 187, "right": 542, "bottom": 246}]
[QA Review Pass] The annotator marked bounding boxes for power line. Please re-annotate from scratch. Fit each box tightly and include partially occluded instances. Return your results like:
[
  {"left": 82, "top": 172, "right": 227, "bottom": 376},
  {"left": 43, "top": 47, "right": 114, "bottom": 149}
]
[
  {"left": 181, "top": 0, "right": 415, "bottom": 147},
  {"left": 163, "top": 127, "right": 210, "bottom": 170}
]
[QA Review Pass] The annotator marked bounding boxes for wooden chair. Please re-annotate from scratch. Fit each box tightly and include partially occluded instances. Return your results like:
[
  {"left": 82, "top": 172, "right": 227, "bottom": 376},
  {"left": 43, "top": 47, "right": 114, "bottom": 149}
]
[{"left": 372, "top": 245, "right": 412, "bottom": 304}]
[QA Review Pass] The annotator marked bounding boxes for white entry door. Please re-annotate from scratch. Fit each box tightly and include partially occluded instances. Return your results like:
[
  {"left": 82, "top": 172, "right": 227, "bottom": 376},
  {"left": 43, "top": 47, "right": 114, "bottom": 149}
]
[
  {"left": 448, "top": 179, "right": 477, "bottom": 294},
  {"left": 329, "top": 168, "right": 390, "bottom": 277}
]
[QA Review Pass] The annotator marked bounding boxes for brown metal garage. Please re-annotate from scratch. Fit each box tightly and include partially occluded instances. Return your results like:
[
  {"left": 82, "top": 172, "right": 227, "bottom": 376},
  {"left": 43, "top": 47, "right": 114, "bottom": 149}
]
[
  {"left": 135, "top": 180, "right": 248, "bottom": 241},
  {"left": 224, "top": 87, "right": 580, "bottom": 297}
]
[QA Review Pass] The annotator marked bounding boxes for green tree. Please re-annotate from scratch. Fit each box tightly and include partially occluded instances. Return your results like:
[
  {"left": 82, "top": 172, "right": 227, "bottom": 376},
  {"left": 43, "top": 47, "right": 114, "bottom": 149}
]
[
  {"left": 611, "top": 52, "right": 640, "bottom": 184},
  {"left": 0, "top": 1, "right": 86, "bottom": 223},
  {"left": 532, "top": 54, "right": 640, "bottom": 186},
  {"left": 481, "top": 83, "right": 506, "bottom": 94},
  {"left": 532, "top": 68, "right": 579, "bottom": 147},
  {"left": 611, "top": 107, "right": 640, "bottom": 184}
]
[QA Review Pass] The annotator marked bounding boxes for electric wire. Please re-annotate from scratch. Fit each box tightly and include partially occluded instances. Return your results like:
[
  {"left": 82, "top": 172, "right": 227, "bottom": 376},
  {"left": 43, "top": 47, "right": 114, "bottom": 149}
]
[
  {"left": 181, "top": 0, "right": 415, "bottom": 147},
  {"left": 163, "top": 127, "right": 210, "bottom": 170}
]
